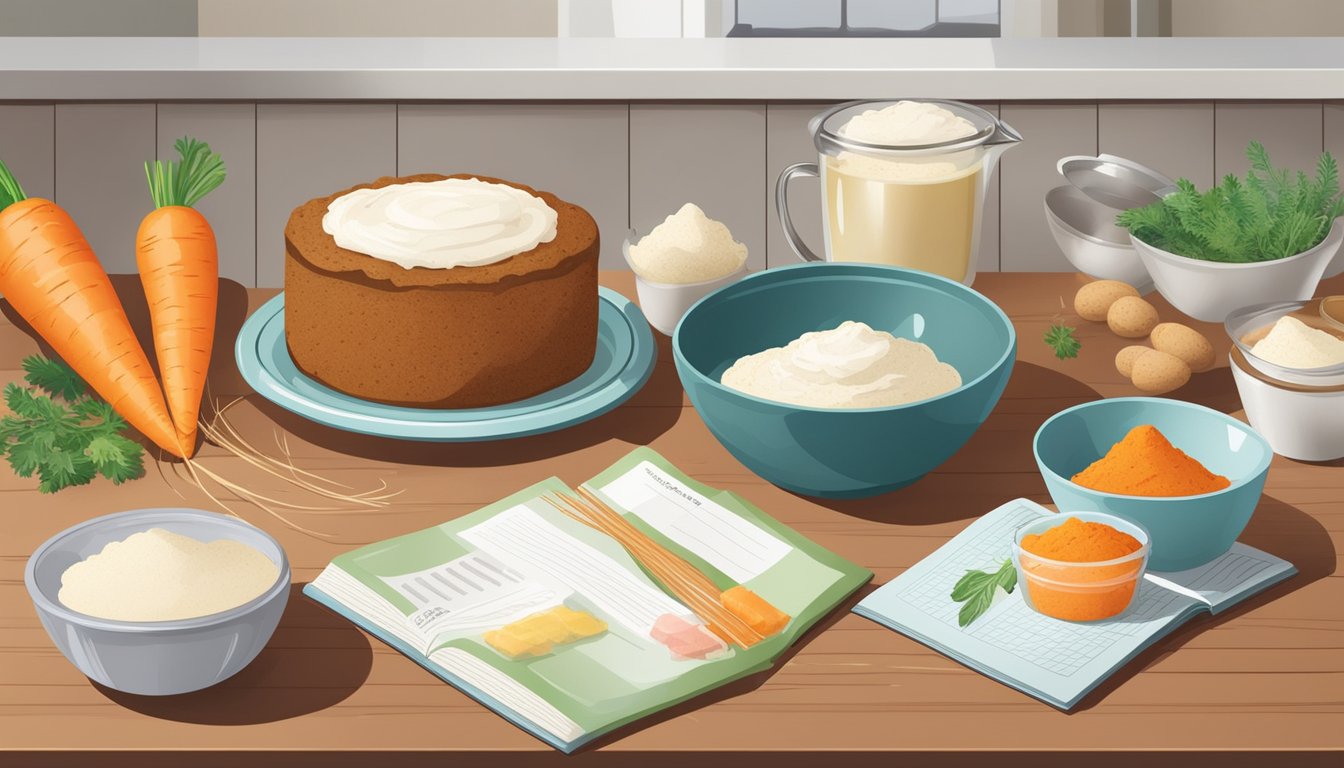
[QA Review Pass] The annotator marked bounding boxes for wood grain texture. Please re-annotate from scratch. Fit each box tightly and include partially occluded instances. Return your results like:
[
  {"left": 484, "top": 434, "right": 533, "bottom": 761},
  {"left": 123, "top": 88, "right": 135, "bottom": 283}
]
[
  {"left": 1099, "top": 102, "right": 1215, "bottom": 189},
  {"left": 397, "top": 103, "right": 629, "bottom": 268},
  {"left": 157, "top": 103, "right": 258, "bottom": 286},
  {"left": 631, "top": 103, "right": 767, "bottom": 271},
  {"left": 999, "top": 104, "right": 1099, "bottom": 271},
  {"left": 254, "top": 104, "right": 396, "bottom": 287},
  {"left": 0, "top": 272, "right": 1340, "bottom": 766},
  {"left": 1214, "top": 102, "right": 1324, "bottom": 180},
  {"left": 0, "top": 104, "right": 54, "bottom": 201},
  {"left": 53, "top": 103, "right": 156, "bottom": 273}
]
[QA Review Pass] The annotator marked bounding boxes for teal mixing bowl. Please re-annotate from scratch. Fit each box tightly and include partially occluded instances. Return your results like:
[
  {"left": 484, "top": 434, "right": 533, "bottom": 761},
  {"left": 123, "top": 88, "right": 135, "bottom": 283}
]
[
  {"left": 1033, "top": 397, "right": 1272, "bottom": 571},
  {"left": 673, "top": 263, "right": 1016, "bottom": 498}
]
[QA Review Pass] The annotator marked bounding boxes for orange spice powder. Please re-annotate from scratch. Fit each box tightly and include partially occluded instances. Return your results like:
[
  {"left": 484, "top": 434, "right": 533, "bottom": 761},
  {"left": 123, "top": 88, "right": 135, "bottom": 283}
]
[
  {"left": 1019, "top": 517, "right": 1145, "bottom": 622},
  {"left": 1071, "top": 424, "right": 1231, "bottom": 497},
  {"left": 1020, "top": 516, "right": 1141, "bottom": 562}
]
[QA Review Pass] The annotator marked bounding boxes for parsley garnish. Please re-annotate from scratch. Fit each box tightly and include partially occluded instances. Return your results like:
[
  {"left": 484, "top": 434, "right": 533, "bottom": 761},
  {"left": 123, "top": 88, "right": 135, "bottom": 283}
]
[
  {"left": 1117, "top": 141, "right": 1344, "bottom": 263},
  {"left": 1044, "top": 322, "right": 1081, "bottom": 360},
  {"left": 0, "top": 356, "right": 145, "bottom": 493},
  {"left": 951, "top": 558, "right": 1018, "bottom": 628}
]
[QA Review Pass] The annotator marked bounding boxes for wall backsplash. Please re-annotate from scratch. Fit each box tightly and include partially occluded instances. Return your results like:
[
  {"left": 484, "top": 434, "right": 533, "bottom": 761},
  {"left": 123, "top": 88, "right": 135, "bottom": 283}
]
[{"left": 1, "top": 100, "right": 1341, "bottom": 287}]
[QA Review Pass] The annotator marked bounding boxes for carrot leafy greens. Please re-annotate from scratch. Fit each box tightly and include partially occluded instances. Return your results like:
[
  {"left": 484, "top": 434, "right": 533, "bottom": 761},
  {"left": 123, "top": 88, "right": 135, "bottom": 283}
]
[
  {"left": 145, "top": 137, "right": 226, "bottom": 209},
  {"left": 1117, "top": 141, "right": 1344, "bottom": 263},
  {"left": 0, "top": 356, "right": 145, "bottom": 493},
  {"left": 0, "top": 159, "right": 24, "bottom": 211}
]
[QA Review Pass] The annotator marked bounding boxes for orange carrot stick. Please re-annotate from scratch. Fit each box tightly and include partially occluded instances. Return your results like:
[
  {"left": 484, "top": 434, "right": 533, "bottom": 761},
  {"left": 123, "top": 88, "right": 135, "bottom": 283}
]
[
  {"left": 138, "top": 137, "right": 224, "bottom": 453},
  {"left": 0, "top": 179, "right": 184, "bottom": 458}
]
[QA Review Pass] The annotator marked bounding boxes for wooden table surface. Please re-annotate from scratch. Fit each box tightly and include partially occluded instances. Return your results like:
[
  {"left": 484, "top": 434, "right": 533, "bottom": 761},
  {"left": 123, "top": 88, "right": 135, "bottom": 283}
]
[{"left": 0, "top": 271, "right": 1339, "bottom": 767}]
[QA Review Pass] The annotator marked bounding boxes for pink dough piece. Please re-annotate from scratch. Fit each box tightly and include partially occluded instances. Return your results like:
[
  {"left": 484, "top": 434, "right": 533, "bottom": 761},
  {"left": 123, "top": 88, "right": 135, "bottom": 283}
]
[
  {"left": 665, "top": 625, "right": 726, "bottom": 660},
  {"left": 651, "top": 613, "right": 695, "bottom": 644}
]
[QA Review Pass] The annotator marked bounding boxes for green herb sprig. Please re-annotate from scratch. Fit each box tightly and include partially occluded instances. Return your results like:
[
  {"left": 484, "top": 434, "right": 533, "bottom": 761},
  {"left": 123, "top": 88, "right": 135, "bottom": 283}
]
[
  {"left": 0, "top": 356, "right": 145, "bottom": 493},
  {"left": 1044, "top": 322, "right": 1081, "bottom": 360},
  {"left": 1117, "top": 141, "right": 1344, "bottom": 263},
  {"left": 951, "top": 558, "right": 1017, "bottom": 628}
]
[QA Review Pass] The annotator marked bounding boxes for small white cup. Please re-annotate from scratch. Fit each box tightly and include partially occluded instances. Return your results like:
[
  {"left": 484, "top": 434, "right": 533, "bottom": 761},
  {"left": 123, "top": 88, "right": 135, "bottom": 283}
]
[{"left": 623, "top": 232, "right": 746, "bottom": 336}]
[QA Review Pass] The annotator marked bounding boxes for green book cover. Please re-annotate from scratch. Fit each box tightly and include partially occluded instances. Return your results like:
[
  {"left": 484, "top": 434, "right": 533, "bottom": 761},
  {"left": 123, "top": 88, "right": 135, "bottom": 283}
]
[{"left": 305, "top": 446, "right": 871, "bottom": 752}]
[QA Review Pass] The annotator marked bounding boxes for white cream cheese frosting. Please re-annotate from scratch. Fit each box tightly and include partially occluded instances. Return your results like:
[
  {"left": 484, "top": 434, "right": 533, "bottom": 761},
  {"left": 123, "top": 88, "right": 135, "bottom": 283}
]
[
  {"left": 322, "top": 177, "right": 558, "bottom": 269},
  {"left": 720, "top": 321, "right": 962, "bottom": 409}
]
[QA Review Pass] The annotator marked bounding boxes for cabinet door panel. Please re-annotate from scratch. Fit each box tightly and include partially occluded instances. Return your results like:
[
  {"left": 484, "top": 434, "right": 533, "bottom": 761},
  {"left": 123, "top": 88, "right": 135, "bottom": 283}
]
[
  {"left": 399, "top": 103, "right": 629, "bottom": 268},
  {"left": 255, "top": 104, "right": 397, "bottom": 287}
]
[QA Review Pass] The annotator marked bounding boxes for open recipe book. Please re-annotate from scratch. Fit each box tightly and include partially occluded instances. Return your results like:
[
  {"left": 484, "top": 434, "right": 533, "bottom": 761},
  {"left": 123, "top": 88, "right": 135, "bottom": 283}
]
[
  {"left": 854, "top": 498, "right": 1296, "bottom": 711},
  {"left": 306, "top": 448, "right": 871, "bottom": 753}
]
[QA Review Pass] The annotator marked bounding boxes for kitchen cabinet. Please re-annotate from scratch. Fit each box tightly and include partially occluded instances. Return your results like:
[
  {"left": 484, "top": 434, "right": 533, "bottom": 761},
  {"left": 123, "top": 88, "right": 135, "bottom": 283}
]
[
  {"left": 631, "top": 103, "right": 767, "bottom": 271},
  {"left": 53, "top": 104, "right": 156, "bottom": 274},
  {"left": 0, "top": 105, "right": 54, "bottom": 202},
  {"left": 399, "top": 103, "right": 630, "bottom": 268},
  {"left": 1214, "top": 102, "right": 1325, "bottom": 180},
  {"left": 254, "top": 104, "right": 397, "bottom": 287}
]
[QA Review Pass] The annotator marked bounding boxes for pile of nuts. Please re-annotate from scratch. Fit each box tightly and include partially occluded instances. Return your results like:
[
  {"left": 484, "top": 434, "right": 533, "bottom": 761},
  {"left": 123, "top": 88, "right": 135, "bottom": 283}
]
[{"left": 1074, "top": 280, "right": 1215, "bottom": 394}]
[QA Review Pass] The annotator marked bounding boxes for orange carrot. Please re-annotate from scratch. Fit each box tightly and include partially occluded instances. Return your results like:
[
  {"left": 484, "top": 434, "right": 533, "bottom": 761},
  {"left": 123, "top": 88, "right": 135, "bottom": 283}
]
[
  {"left": 0, "top": 163, "right": 184, "bottom": 458},
  {"left": 138, "top": 137, "right": 225, "bottom": 453}
]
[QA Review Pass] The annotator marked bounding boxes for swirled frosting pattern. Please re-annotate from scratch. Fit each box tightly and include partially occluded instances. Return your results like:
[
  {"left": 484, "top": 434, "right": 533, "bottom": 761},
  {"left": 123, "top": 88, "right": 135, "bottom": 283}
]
[{"left": 322, "top": 177, "right": 558, "bottom": 269}]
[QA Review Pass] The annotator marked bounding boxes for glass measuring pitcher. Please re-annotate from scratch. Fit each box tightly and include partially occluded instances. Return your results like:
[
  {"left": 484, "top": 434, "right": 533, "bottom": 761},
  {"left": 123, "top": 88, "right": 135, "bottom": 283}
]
[{"left": 776, "top": 100, "right": 1021, "bottom": 285}]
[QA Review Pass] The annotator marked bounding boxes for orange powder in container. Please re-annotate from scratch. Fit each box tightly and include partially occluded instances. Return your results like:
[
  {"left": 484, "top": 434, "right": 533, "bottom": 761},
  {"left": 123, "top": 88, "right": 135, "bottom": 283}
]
[
  {"left": 1071, "top": 425, "right": 1230, "bottom": 497},
  {"left": 1018, "top": 517, "right": 1146, "bottom": 622}
]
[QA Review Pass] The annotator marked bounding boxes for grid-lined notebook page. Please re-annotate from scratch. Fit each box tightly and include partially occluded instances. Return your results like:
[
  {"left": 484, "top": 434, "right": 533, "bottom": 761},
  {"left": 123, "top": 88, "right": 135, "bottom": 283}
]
[
  {"left": 855, "top": 498, "right": 1202, "bottom": 709},
  {"left": 1145, "top": 543, "right": 1296, "bottom": 613}
]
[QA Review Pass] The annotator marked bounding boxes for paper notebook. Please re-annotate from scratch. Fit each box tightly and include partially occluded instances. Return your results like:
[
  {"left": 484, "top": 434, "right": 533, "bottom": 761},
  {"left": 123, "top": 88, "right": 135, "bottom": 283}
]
[
  {"left": 305, "top": 447, "right": 871, "bottom": 753},
  {"left": 853, "top": 498, "right": 1295, "bottom": 710}
]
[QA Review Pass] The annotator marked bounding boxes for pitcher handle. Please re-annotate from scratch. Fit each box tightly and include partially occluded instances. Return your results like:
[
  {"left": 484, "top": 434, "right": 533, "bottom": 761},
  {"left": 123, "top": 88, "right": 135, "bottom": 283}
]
[{"left": 776, "top": 162, "right": 824, "bottom": 262}]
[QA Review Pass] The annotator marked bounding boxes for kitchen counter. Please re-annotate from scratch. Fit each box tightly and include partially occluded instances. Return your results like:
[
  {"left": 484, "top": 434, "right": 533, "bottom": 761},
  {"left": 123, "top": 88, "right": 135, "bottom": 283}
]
[
  {"left": 2, "top": 36, "right": 1344, "bottom": 100},
  {"left": 1, "top": 271, "right": 1339, "bottom": 767}
]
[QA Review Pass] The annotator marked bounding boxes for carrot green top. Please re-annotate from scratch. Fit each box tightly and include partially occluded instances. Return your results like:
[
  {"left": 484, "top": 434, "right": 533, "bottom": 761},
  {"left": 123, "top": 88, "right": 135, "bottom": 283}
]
[
  {"left": 0, "top": 158, "right": 26, "bottom": 212},
  {"left": 145, "top": 137, "right": 226, "bottom": 209}
]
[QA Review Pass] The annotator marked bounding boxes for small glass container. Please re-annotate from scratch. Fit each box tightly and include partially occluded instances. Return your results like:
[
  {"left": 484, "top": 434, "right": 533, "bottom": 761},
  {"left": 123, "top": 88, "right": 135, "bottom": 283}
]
[
  {"left": 1319, "top": 295, "right": 1344, "bottom": 332},
  {"left": 1012, "top": 512, "right": 1150, "bottom": 623},
  {"left": 1225, "top": 300, "right": 1344, "bottom": 388}
]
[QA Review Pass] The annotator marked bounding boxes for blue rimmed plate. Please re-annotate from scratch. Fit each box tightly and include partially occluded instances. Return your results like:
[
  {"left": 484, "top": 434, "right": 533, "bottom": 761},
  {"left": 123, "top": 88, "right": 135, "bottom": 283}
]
[{"left": 234, "top": 288, "right": 656, "bottom": 442}]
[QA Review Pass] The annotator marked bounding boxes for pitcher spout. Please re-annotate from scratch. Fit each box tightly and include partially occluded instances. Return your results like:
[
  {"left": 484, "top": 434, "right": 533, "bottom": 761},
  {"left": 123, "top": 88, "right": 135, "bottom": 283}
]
[
  {"left": 979, "top": 119, "right": 1021, "bottom": 182},
  {"left": 984, "top": 119, "right": 1023, "bottom": 148}
]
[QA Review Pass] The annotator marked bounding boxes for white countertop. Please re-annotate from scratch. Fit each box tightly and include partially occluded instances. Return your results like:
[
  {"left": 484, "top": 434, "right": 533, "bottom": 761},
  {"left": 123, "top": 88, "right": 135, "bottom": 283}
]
[{"left": 2, "top": 36, "right": 1342, "bottom": 100}]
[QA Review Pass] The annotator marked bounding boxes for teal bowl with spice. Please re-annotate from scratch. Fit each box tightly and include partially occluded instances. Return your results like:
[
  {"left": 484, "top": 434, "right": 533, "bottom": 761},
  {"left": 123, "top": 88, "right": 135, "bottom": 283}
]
[
  {"left": 673, "top": 262, "right": 1016, "bottom": 499},
  {"left": 1033, "top": 397, "right": 1272, "bottom": 571}
]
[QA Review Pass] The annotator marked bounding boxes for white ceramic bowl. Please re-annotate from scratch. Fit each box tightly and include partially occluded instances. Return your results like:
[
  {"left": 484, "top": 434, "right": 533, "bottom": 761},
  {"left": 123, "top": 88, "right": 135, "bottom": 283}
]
[
  {"left": 25, "top": 508, "right": 290, "bottom": 696},
  {"left": 1230, "top": 349, "right": 1344, "bottom": 461},
  {"left": 1044, "top": 186, "right": 1153, "bottom": 293},
  {"left": 1132, "top": 218, "right": 1344, "bottom": 323},
  {"left": 622, "top": 232, "right": 746, "bottom": 336}
]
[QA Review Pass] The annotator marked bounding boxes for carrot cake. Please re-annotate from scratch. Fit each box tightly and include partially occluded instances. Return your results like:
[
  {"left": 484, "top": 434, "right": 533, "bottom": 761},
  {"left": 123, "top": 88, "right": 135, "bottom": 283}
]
[{"left": 284, "top": 173, "right": 598, "bottom": 409}]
